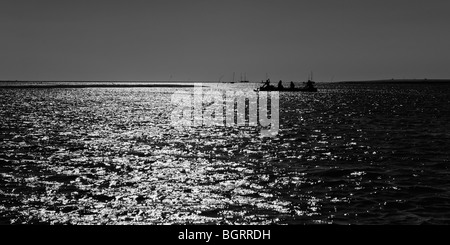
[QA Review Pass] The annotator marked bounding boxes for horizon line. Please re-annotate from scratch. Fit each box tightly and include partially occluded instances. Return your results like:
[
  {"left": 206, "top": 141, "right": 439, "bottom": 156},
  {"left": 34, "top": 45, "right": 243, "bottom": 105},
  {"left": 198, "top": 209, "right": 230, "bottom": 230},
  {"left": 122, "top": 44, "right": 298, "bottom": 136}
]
[{"left": 1, "top": 78, "right": 450, "bottom": 83}]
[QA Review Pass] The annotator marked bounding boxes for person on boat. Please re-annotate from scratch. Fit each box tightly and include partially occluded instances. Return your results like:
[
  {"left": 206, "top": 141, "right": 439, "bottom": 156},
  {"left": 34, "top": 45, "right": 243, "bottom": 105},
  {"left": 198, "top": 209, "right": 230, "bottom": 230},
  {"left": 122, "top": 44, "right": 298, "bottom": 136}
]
[
  {"left": 278, "top": 80, "right": 284, "bottom": 90},
  {"left": 290, "top": 81, "right": 295, "bottom": 89},
  {"left": 261, "top": 79, "right": 271, "bottom": 88},
  {"left": 305, "top": 80, "right": 315, "bottom": 89}
]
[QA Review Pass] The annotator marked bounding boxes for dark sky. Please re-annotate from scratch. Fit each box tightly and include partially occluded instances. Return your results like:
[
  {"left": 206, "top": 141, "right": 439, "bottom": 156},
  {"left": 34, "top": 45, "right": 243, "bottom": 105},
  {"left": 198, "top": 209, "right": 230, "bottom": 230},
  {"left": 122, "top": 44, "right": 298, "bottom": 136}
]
[{"left": 1, "top": 0, "right": 450, "bottom": 82}]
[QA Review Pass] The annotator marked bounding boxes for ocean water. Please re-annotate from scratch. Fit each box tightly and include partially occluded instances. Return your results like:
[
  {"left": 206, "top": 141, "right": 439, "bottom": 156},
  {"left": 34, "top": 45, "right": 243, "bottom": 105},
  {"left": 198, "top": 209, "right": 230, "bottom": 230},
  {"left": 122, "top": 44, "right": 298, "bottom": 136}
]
[{"left": 1, "top": 82, "right": 449, "bottom": 224}]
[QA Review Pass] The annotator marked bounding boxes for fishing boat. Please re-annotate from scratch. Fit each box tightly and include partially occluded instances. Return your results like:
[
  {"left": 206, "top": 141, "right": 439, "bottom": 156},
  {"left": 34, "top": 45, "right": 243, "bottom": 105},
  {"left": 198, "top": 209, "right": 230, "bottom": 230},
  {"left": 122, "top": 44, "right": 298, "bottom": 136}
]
[
  {"left": 255, "top": 80, "right": 318, "bottom": 92},
  {"left": 255, "top": 81, "right": 317, "bottom": 92},
  {"left": 255, "top": 72, "right": 318, "bottom": 92}
]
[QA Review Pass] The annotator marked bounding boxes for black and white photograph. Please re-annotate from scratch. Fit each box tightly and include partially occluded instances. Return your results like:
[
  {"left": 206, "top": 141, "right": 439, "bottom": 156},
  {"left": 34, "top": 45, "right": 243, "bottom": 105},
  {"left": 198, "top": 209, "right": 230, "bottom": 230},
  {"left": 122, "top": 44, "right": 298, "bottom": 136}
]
[{"left": 1, "top": 0, "right": 450, "bottom": 241}]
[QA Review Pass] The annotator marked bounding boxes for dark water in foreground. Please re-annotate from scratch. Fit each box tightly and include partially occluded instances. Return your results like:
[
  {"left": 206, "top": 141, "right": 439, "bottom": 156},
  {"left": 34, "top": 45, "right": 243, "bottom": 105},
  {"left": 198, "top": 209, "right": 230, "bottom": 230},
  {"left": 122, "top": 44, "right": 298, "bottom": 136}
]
[{"left": 1, "top": 82, "right": 449, "bottom": 224}]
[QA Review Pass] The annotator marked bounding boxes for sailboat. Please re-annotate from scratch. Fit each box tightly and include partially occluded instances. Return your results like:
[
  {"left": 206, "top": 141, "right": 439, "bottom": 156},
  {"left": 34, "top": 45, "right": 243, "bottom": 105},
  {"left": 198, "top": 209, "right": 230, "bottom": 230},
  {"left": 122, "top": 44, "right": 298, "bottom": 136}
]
[
  {"left": 226, "top": 72, "right": 236, "bottom": 84},
  {"left": 239, "top": 73, "right": 249, "bottom": 83}
]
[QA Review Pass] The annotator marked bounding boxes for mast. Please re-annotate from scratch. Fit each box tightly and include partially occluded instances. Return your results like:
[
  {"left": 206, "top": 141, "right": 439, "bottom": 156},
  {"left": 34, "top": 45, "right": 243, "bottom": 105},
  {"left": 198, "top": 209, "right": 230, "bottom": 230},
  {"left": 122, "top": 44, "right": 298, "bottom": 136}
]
[{"left": 308, "top": 71, "right": 313, "bottom": 81}]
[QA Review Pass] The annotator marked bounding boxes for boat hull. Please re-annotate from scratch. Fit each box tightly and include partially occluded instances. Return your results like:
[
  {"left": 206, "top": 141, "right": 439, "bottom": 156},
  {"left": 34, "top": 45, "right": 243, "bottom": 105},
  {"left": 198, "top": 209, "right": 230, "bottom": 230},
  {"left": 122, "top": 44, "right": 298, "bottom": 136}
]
[{"left": 254, "top": 87, "right": 318, "bottom": 92}]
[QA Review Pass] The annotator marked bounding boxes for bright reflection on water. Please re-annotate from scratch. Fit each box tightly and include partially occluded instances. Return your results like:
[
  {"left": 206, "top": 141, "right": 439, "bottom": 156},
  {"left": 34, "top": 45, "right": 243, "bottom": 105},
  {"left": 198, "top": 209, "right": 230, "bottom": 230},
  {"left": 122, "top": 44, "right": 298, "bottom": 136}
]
[{"left": 1, "top": 83, "right": 450, "bottom": 224}]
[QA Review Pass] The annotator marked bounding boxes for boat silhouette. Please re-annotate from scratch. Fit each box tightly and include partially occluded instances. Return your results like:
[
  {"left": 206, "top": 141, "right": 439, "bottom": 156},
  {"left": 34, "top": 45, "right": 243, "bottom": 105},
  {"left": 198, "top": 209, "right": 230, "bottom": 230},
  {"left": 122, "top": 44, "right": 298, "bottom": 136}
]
[
  {"left": 239, "top": 73, "right": 249, "bottom": 83},
  {"left": 255, "top": 79, "right": 318, "bottom": 92}
]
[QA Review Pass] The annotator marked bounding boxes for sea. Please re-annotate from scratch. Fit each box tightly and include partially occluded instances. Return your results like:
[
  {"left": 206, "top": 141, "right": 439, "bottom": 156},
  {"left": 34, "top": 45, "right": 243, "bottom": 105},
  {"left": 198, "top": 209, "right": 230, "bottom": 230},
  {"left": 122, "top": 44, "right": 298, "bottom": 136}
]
[{"left": 0, "top": 81, "right": 449, "bottom": 224}]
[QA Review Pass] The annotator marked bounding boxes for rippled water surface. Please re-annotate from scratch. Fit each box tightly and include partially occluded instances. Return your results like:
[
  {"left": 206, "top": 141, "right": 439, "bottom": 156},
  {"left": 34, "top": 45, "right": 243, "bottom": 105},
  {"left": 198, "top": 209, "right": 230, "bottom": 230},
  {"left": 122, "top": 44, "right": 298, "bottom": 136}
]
[{"left": 1, "top": 83, "right": 450, "bottom": 224}]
